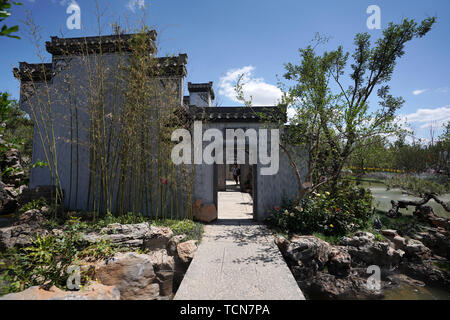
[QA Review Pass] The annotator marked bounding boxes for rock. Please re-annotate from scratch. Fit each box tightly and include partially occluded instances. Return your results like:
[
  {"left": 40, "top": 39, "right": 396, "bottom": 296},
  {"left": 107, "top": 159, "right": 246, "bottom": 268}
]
[
  {"left": 0, "top": 223, "right": 48, "bottom": 251},
  {"left": 156, "top": 271, "right": 174, "bottom": 296},
  {"left": 414, "top": 206, "right": 450, "bottom": 231},
  {"left": 167, "top": 234, "right": 186, "bottom": 256},
  {"left": 385, "top": 273, "right": 425, "bottom": 288},
  {"left": 274, "top": 236, "right": 290, "bottom": 255},
  {"left": 392, "top": 235, "right": 407, "bottom": 250},
  {"left": 401, "top": 260, "right": 450, "bottom": 289},
  {"left": 305, "top": 272, "right": 383, "bottom": 300},
  {"left": 327, "top": 246, "right": 351, "bottom": 277},
  {"left": 1, "top": 149, "right": 24, "bottom": 187},
  {"left": 95, "top": 252, "right": 160, "bottom": 300},
  {"left": 1, "top": 149, "right": 21, "bottom": 169},
  {"left": 4, "top": 186, "right": 18, "bottom": 198},
  {"left": 147, "top": 249, "right": 175, "bottom": 272},
  {"left": 284, "top": 236, "right": 332, "bottom": 278},
  {"left": 82, "top": 223, "right": 151, "bottom": 247},
  {"left": 415, "top": 228, "right": 450, "bottom": 259},
  {"left": 143, "top": 226, "right": 174, "bottom": 251},
  {"left": 193, "top": 199, "right": 217, "bottom": 223},
  {"left": 381, "top": 229, "right": 399, "bottom": 238},
  {"left": 0, "top": 181, "right": 18, "bottom": 215},
  {"left": 341, "top": 232, "right": 375, "bottom": 248},
  {"left": 176, "top": 240, "right": 198, "bottom": 264},
  {"left": 342, "top": 233, "right": 404, "bottom": 267},
  {"left": 14, "top": 209, "right": 45, "bottom": 226},
  {"left": 103, "top": 223, "right": 151, "bottom": 247},
  {"left": 0, "top": 283, "right": 120, "bottom": 300},
  {"left": 403, "top": 239, "right": 432, "bottom": 261}
]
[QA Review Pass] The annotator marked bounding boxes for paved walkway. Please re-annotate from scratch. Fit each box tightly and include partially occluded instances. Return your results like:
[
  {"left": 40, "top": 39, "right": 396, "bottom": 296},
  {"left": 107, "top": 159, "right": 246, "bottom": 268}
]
[{"left": 175, "top": 183, "right": 305, "bottom": 300}]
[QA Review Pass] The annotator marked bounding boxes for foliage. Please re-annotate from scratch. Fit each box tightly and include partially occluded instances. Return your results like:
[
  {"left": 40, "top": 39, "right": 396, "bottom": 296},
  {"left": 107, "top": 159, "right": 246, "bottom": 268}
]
[
  {"left": 78, "top": 239, "right": 117, "bottom": 261},
  {"left": 266, "top": 181, "right": 373, "bottom": 236},
  {"left": 347, "top": 121, "right": 450, "bottom": 176},
  {"left": 0, "top": 217, "right": 118, "bottom": 295},
  {"left": 95, "top": 212, "right": 148, "bottom": 228},
  {"left": 378, "top": 211, "right": 424, "bottom": 238},
  {"left": 20, "top": 17, "right": 195, "bottom": 221},
  {"left": 0, "top": 92, "right": 33, "bottom": 185},
  {"left": 0, "top": 232, "right": 80, "bottom": 295},
  {"left": 268, "top": 18, "right": 436, "bottom": 205},
  {"left": 386, "top": 175, "right": 450, "bottom": 197},
  {"left": 0, "top": 0, "right": 21, "bottom": 39},
  {"left": 312, "top": 232, "right": 342, "bottom": 245},
  {"left": 19, "top": 197, "right": 48, "bottom": 213},
  {"left": 152, "top": 219, "right": 204, "bottom": 242}
]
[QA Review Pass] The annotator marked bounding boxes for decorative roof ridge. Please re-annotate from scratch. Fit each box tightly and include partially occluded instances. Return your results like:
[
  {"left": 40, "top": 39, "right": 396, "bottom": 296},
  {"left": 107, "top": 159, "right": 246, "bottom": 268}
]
[
  {"left": 188, "top": 81, "right": 215, "bottom": 100},
  {"left": 46, "top": 31, "right": 157, "bottom": 55},
  {"left": 13, "top": 62, "right": 54, "bottom": 82},
  {"left": 190, "top": 106, "right": 286, "bottom": 122}
]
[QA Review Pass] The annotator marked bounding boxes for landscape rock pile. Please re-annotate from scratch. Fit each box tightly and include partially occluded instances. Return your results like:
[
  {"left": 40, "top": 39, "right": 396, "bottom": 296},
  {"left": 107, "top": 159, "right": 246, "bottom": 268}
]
[
  {"left": 0, "top": 221, "right": 199, "bottom": 300},
  {"left": 276, "top": 229, "right": 450, "bottom": 299}
]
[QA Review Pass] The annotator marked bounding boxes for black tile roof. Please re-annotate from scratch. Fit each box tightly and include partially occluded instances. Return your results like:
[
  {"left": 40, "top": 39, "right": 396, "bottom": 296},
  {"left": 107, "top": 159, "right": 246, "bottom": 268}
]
[
  {"left": 152, "top": 54, "right": 188, "bottom": 77},
  {"left": 45, "top": 31, "right": 158, "bottom": 55},
  {"left": 13, "top": 62, "right": 53, "bottom": 82},
  {"left": 14, "top": 54, "right": 188, "bottom": 81},
  {"left": 188, "top": 82, "right": 215, "bottom": 100},
  {"left": 190, "top": 106, "right": 286, "bottom": 123}
]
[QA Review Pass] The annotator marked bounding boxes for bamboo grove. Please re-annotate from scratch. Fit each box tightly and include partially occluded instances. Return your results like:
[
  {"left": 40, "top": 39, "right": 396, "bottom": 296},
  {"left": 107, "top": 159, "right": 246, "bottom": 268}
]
[{"left": 17, "top": 26, "right": 195, "bottom": 221}]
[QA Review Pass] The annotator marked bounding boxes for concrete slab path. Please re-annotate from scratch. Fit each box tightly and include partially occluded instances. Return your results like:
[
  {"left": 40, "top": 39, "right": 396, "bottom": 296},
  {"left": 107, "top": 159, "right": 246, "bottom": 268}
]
[{"left": 175, "top": 184, "right": 305, "bottom": 300}]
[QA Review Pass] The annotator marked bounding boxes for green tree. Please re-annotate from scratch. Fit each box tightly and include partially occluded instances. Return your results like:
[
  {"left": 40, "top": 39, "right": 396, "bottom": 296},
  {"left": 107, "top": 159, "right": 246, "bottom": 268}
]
[
  {"left": 279, "top": 18, "right": 436, "bottom": 205},
  {"left": 0, "top": 93, "right": 33, "bottom": 157},
  {"left": 0, "top": 0, "right": 22, "bottom": 39}
]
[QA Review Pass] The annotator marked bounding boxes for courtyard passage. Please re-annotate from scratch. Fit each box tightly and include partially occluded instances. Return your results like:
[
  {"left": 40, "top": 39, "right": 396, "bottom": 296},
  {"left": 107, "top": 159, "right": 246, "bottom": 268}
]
[{"left": 175, "top": 185, "right": 305, "bottom": 300}]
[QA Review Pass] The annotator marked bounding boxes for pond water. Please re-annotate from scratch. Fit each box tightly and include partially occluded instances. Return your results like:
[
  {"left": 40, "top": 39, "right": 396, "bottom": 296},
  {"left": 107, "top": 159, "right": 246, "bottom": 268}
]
[
  {"left": 359, "top": 181, "right": 450, "bottom": 219},
  {"left": 357, "top": 180, "right": 450, "bottom": 299},
  {"left": 384, "top": 283, "right": 450, "bottom": 300}
]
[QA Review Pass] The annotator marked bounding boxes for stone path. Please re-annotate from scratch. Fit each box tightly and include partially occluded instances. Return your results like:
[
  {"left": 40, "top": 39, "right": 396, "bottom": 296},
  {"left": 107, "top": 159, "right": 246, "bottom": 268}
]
[{"left": 175, "top": 183, "right": 305, "bottom": 300}]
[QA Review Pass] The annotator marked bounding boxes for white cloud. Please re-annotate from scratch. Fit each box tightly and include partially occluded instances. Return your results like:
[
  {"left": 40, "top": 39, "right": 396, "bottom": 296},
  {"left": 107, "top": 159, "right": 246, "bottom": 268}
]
[
  {"left": 399, "top": 106, "right": 450, "bottom": 129},
  {"left": 126, "top": 0, "right": 145, "bottom": 12},
  {"left": 50, "top": 0, "right": 78, "bottom": 6},
  {"left": 436, "top": 87, "right": 449, "bottom": 94},
  {"left": 412, "top": 89, "right": 428, "bottom": 96},
  {"left": 218, "top": 66, "right": 282, "bottom": 106}
]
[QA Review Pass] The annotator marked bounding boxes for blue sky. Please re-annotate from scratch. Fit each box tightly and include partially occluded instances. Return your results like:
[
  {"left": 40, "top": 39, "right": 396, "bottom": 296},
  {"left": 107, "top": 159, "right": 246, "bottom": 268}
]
[{"left": 1, "top": 0, "right": 449, "bottom": 139}]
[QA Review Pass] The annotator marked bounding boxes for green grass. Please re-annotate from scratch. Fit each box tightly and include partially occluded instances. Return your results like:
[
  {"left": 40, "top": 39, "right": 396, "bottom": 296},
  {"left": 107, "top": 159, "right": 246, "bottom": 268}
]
[
  {"left": 377, "top": 211, "right": 424, "bottom": 238},
  {"left": 312, "top": 233, "right": 342, "bottom": 245},
  {"left": 433, "top": 261, "right": 450, "bottom": 272},
  {"left": 39, "top": 211, "right": 205, "bottom": 243},
  {"left": 151, "top": 219, "right": 204, "bottom": 242}
]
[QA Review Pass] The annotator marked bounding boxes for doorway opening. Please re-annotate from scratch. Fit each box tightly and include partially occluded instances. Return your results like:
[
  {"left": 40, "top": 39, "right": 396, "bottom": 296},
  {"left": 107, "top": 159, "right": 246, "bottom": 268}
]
[{"left": 215, "top": 163, "right": 256, "bottom": 220}]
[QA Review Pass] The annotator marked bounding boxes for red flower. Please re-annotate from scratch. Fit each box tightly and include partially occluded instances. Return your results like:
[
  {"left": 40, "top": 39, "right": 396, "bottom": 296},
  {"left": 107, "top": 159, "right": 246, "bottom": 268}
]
[
  {"left": 275, "top": 206, "right": 280, "bottom": 212},
  {"left": 161, "top": 178, "right": 169, "bottom": 185}
]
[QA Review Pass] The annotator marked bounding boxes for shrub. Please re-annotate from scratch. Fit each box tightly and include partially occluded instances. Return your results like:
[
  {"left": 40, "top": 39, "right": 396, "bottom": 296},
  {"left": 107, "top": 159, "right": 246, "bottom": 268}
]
[
  {"left": 0, "top": 217, "right": 117, "bottom": 295},
  {"left": 0, "top": 232, "right": 80, "bottom": 295},
  {"left": 266, "top": 181, "right": 373, "bottom": 236},
  {"left": 19, "top": 197, "right": 48, "bottom": 213}
]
